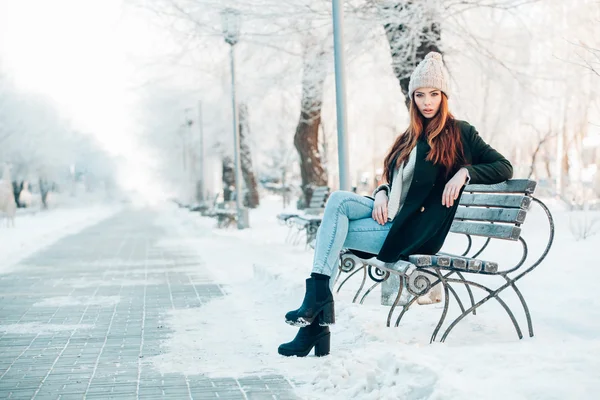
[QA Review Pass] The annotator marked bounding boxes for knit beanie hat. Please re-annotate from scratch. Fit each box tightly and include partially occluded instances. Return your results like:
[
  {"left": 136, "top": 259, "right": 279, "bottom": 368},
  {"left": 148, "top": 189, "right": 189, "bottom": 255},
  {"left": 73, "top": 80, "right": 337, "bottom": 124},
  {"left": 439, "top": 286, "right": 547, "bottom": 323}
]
[{"left": 408, "top": 52, "right": 450, "bottom": 100}]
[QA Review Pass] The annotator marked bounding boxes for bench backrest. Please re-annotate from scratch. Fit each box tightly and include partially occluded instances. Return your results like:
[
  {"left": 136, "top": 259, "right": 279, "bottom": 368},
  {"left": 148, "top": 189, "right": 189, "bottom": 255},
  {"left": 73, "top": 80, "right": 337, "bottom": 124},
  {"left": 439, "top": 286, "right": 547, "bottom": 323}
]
[
  {"left": 308, "top": 186, "right": 330, "bottom": 209},
  {"left": 450, "top": 179, "right": 536, "bottom": 241}
]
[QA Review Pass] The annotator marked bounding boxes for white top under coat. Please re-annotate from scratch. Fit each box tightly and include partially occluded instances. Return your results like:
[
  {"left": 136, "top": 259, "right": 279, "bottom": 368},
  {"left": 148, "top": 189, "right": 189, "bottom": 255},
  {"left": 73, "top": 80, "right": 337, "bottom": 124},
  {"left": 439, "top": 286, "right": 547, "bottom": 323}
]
[{"left": 387, "top": 145, "right": 417, "bottom": 222}]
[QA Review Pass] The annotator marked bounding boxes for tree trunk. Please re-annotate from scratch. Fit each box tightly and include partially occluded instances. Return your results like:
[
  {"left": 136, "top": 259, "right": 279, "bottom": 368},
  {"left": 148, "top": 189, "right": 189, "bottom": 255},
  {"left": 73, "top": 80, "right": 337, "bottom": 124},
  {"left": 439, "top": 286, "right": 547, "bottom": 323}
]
[
  {"left": 294, "top": 43, "right": 328, "bottom": 207},
  {"left": 382, "top": 1, "right": 442, "bottom": 109},
  {"left": 238, "top": 103, "right": 260, "bottom": 208},
  {"left": 528, "top": 136, "right": 550, "bottom": 179},
  {"left": 39, "top": 178, "right": 49, "bottom": 209},
  {"left": 221, "top": 156, "right": 235, "bottom": 201},
  {"left": 12, "top": 180, "right": 22, "bottom": 207}
]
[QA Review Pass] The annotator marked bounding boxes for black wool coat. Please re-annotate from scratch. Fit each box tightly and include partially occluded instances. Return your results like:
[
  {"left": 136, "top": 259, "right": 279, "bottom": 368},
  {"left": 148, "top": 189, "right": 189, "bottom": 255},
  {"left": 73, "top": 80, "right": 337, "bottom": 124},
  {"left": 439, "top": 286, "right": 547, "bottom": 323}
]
[{"left": 375, "top": 120, "right": 513, "bottom": 263}]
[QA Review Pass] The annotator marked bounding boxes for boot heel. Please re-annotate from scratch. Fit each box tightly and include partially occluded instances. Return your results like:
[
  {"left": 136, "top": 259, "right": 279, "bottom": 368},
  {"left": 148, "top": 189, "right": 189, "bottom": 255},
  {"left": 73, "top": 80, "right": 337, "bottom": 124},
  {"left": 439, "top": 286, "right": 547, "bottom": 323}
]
[
  {"left": 318, "top": 301, "right": 335, "bottom": 326},
  {"left": 314, "top": 333, "right": 330, "bottom": 357}
]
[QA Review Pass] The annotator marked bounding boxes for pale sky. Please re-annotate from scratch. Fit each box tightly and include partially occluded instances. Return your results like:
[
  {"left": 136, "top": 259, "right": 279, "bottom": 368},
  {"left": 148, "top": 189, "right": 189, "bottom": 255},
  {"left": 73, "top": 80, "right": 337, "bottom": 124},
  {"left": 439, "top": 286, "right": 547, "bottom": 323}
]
[{"left": 0, "top": 0, "right": 167, "bottom": 201}]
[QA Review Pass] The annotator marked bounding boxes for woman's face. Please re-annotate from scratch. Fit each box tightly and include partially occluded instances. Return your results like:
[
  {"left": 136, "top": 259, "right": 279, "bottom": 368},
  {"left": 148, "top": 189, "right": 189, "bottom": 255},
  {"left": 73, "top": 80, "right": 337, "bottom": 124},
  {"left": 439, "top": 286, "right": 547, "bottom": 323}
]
[{"left": 414, "top": 88, "right": 442, "bottom": 119}]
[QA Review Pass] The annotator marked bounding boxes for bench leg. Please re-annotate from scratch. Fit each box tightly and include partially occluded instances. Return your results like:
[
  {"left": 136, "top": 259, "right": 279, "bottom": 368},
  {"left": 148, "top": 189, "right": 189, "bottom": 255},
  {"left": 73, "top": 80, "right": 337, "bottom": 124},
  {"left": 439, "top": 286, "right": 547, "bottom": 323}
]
[
  {"left": 430, "top": 277, "right": 451, "bottom": 343},
  {"left": 439, "top": 278, "right": 524, "bottom": 342},
  {"left": 359, "top": 279, "right": 385, "bottom": 304},
  {"left": 455, "top": 271, "right": 477, "bottom": 315},
  {"left": 507, "top": 279, "right": 534, "bottom": 337},
  {"left": 386, "top": 274, "right": 407, "bottom": 327},
  {"left": 351, "top": 266, "right": 368, "bottom": 303}
]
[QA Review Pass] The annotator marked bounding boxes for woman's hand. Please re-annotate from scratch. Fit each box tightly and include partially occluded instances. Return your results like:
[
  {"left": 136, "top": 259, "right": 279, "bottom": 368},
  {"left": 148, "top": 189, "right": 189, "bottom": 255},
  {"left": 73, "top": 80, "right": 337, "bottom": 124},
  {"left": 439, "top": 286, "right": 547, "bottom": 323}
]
[
  {"left": 442, "top": 168, "right": 469, "bottom": 208},
  {"left": 372, "top": 191, "right": 389, "bottom": 225}
]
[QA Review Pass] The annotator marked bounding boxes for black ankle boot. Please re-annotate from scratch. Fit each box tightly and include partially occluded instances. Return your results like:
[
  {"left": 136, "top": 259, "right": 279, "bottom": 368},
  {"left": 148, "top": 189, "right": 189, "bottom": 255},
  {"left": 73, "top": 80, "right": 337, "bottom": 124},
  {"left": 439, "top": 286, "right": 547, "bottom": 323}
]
[
  {"left": 278, "top": 320, "right": 330, "bottom": 357},
  {"left": 285, "top": 276, "right": 334, "bottom": 327}
]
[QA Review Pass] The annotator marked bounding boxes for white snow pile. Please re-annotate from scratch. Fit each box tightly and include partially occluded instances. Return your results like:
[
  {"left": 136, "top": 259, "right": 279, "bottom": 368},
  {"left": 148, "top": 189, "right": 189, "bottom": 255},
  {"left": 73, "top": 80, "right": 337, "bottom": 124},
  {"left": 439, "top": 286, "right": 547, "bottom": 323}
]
[{"left": 151, "top": 195, "right": 600, "bottom": 399}]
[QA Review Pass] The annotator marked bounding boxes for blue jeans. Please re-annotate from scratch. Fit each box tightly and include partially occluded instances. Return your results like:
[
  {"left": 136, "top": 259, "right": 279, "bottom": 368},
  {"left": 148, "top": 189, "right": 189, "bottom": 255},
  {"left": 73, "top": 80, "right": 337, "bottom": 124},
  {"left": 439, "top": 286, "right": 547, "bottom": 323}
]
[{"left": 312, "top": 191, "right": 392, "bottom": 281}]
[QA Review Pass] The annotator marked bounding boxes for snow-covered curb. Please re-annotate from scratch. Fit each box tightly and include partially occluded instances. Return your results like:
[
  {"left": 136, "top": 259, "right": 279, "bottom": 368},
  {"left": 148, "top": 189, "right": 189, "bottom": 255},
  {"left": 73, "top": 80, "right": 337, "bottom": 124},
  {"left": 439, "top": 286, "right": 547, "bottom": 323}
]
[{"left": 0, "top": 204, "right": 121, "bottom": 274}]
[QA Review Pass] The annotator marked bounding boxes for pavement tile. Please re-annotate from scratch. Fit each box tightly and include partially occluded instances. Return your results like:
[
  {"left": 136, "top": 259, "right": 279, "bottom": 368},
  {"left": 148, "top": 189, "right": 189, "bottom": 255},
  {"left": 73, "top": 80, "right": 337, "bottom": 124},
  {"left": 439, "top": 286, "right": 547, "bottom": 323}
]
[{"left": 0, "top": 211, "right": 297, "bottom": 400}]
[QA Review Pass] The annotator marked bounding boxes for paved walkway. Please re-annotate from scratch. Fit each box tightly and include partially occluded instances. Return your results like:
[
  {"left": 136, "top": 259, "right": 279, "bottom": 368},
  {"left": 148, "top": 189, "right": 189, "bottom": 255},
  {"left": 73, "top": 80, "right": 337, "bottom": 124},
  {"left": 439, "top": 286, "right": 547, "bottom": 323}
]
[{"left": 0, "top": 210, "right": 298, "bottom": 400}]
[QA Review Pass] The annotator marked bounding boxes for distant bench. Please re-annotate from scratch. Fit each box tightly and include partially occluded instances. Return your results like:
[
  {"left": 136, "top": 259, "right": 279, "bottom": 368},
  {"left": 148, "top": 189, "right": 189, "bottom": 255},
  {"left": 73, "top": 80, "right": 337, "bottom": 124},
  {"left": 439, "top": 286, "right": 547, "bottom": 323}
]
[
  {"left": 206, "top": 201, "right": 237, "bottom": 228},
  {"left": 277, "top": 186, "right": 330, "bottom": 248},
  {"left": 334, "top": 179, "right": 555, "bottom": 343}
]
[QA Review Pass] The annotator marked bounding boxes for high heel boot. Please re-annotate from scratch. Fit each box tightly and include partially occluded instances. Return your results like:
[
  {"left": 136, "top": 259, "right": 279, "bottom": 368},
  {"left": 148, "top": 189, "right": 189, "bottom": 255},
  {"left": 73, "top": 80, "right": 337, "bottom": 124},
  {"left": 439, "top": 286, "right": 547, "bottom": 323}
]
[
  {"left": 278, "top": 319, "right": 330, "bottom": 357},
  {"left": 285, "top": 275, "right": 334, "bottom": 327}
]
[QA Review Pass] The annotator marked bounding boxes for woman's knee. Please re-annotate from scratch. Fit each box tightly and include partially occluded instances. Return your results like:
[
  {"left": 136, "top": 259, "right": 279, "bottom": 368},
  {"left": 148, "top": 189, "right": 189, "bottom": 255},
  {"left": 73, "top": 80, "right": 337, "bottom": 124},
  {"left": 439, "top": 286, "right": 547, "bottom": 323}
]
[
  {"left": 326, "top": 190, "right": 353, "bottom": 207},
  {"left": 325, "top": 190, "right": 372, "bottom": 216}
]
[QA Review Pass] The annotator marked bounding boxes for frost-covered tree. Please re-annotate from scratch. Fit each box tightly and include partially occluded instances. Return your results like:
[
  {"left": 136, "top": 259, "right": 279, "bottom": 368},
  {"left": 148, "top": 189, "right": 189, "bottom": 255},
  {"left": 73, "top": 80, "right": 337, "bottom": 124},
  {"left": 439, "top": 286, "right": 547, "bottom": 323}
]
[
  {"left": 124, "top": 0, "right": 599, "bottom": 203},
  {"left": 0, "top": 70, "right": 114, "bottom": 192}
]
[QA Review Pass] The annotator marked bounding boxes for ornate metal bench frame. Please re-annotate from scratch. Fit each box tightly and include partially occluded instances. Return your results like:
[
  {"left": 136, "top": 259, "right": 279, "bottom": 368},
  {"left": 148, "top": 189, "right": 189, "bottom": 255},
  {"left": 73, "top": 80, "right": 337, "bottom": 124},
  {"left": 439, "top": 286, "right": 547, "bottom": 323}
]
[{"left": 334, "top": 179, "right": 555, "bottom": 343}]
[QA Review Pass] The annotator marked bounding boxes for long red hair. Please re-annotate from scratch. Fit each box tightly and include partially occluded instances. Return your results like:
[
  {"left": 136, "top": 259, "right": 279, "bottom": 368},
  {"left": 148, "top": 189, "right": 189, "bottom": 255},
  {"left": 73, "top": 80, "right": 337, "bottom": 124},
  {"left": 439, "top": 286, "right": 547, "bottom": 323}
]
[{"left": 383, "top": 93, "right": 465, "bottom": 183}]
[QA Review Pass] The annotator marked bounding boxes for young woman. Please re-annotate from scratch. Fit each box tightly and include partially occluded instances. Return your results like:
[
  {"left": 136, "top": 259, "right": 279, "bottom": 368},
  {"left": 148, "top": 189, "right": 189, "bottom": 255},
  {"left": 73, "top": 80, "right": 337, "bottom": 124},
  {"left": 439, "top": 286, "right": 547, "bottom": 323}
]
[{"left": 278, "top": 52, "right": 513, "bottom": 357}]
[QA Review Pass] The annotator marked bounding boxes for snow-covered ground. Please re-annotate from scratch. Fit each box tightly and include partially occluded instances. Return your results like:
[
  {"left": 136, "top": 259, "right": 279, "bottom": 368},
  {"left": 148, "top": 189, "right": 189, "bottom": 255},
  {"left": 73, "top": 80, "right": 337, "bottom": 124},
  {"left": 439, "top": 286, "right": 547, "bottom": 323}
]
[
  {"left": 151, "top": 194, "right": 600, "bottom": 399},
  {"left": 8, "top": 196, "right": 592, "bottom": 398},
  {"left": 0, "top": 204, "right": 121, "bottom": 273}
]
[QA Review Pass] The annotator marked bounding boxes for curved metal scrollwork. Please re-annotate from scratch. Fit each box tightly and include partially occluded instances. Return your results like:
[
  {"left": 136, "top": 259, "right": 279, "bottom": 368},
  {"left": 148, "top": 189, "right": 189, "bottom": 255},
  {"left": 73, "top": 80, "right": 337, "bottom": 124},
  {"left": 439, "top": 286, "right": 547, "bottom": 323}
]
[
  {"left": 340, "top": 254, "right": 356, "bottom": 273},
  {"left": 406, "top": 268, "right": 434, "bottom": 296},
  {"left": 499, "top": 237, "right": 528, "bottom": 274},
  {"left": 514, "top": 197, "right": 555, "bottom": 280},
  {"left": 472, "top": 237, "right": 491, "bottom": 258},
  {"left": 462, "top": 234, "right": 473, "bottom": 257},
  {"left": 306, "top": 223, "right": 319, "bottom": 235},
  {"left": 368, "top": 266, "right": 388, "bottom": 282}
]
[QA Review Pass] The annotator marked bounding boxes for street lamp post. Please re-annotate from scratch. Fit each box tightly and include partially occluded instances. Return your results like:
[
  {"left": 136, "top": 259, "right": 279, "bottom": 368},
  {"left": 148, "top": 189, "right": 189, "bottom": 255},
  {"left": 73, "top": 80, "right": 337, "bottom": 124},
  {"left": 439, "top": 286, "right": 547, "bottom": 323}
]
[
  {"left": 332, "top": 0, "right": 351, "bottom": 191},
  {"left": 197, "top": 100, "right": 205, "bottom": 202},
  {"left": 184, "top": 107, "right": 195, "bottom": 203},
  {"left": 221, "top": 7, "right": 248, "bottom": 229}
]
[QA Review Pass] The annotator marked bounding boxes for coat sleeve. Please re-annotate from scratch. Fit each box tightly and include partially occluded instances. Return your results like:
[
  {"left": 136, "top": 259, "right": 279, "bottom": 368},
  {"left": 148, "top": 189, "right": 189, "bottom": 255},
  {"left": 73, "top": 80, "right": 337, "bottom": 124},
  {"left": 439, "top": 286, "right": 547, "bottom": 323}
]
[{"left": 464, "top": 124, "right": 513, "bottom": 185}]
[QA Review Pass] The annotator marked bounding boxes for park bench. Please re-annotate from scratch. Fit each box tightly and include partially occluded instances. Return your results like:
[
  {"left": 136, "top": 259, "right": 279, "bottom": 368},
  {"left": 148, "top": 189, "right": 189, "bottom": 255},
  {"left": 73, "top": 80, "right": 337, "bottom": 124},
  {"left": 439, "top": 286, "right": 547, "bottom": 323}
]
[
  {"left": 334, "top": 179, "right": 555, "bottom": 343},
  {"left": 189, "top": 194, "right": 220, "bottom": 215},
  {"left": 277, "top": 186, "right": 330, "bottom": 247},
  {"left": 206, "top": 200, "right": 237, "bottom": 228}
]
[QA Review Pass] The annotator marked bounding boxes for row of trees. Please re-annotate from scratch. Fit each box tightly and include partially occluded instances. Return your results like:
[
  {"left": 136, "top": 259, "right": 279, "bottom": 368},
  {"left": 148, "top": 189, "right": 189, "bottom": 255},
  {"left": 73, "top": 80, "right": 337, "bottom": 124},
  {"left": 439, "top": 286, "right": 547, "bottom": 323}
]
[
  {"left": 126, "top": 0, "right": 600, "bottom": 206},
  {"left": 0, "top": 66, "right": 118, "bottom": 205}
]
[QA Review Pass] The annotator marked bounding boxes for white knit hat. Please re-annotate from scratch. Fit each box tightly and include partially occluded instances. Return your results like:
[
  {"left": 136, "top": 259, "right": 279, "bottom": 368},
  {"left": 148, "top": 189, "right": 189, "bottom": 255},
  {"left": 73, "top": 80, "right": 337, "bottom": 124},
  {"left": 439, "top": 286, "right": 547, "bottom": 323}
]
[{"left": 408, "top": 52, "right": 450, "bottom": 100}]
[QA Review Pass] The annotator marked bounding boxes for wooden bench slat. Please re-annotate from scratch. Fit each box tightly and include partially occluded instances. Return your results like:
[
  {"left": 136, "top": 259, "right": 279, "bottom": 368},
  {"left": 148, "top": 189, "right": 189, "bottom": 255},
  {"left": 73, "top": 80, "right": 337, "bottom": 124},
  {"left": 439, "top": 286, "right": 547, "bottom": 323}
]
[
  {"left": 454, "top": 207, "right": 528, "bottom": 224},
  {"left": 307, "top": 187, "right": 329, "bottom": 210},
  {"left": 308, "top": 199, "right": 326, "bottom": 207},
  {"left": 450, "top": 221, "right": 521, "bottom": 240},
  {"left": 311, "top": 188, "right": 329, "bottom": 195},
  {"left": 409, "top": 254, "right": 499, "bottom": 273},
  {"left": 459, "top": 194, "right": 531, "bottom": 209},
  {"left": 465, "top": 179, "right": 537, "bottom": 194}
]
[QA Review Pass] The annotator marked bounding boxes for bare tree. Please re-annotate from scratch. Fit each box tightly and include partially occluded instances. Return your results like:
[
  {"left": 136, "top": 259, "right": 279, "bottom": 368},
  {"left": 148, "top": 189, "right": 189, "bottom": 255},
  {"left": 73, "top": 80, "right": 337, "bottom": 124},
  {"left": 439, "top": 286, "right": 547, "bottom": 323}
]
[
  {"left": 524, "top": 123, "right": 556, "bottom": 179},
  {"left": 222, "top": 156, "right": 235, "bottom": 201},
  {"left": 294, "top": 38, "right": 329, "bottom": 207},
  {"left": 238, "top": 103, "right": 260, "bottom": 208},
  {"left": 381, "top": 1, "right": 442, "bottom": 109}
]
